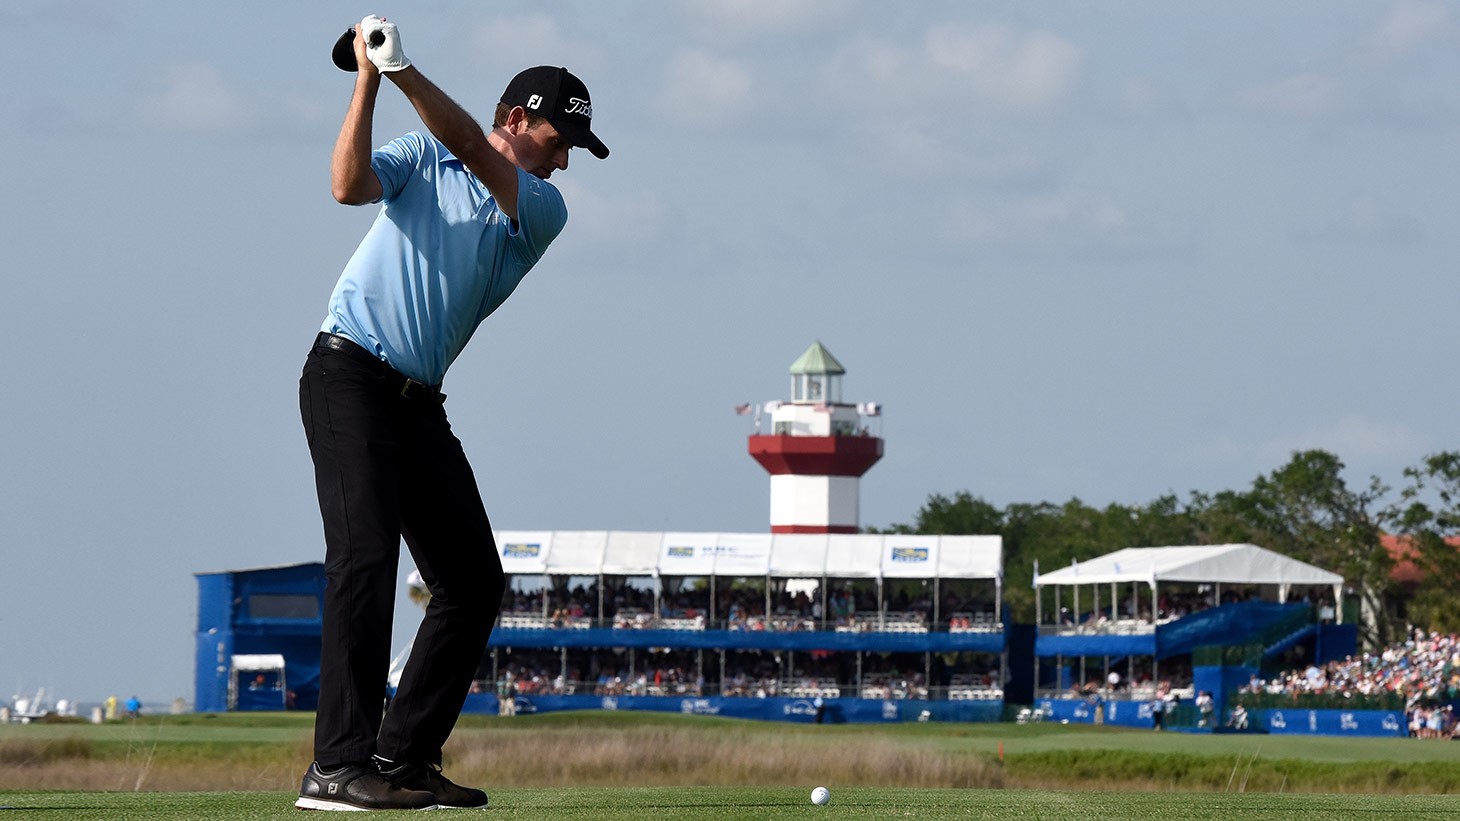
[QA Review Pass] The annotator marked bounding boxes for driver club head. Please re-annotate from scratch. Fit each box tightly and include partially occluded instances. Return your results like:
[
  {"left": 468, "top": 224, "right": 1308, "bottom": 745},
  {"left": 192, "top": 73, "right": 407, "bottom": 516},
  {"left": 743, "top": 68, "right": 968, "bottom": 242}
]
[{"left": 332, "top": 27, "right": 385, "bottom": 72}]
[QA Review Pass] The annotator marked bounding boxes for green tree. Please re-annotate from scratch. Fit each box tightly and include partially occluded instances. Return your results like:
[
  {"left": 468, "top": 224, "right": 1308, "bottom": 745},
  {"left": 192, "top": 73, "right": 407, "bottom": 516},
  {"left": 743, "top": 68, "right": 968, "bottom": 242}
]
[
  {"left": 1395, "top": 452, "right": 1460, "bottom": 632},
  {"left": 1186, "top": 450, "right": 1398, "bottom": 648}
]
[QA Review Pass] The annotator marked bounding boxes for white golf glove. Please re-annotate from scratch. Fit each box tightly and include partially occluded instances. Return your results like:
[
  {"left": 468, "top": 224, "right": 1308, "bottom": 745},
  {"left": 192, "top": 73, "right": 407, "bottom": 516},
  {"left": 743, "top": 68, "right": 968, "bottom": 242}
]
[{"left": 360, "top": 15, "right": 411, "bottom": 73}]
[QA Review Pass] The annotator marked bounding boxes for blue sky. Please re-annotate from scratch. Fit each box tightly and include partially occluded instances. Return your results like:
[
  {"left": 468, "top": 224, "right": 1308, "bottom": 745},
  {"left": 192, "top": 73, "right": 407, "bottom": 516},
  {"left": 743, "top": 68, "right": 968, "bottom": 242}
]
[{"left": 2, "top": 1, "right": 1457, "bottom": 704}]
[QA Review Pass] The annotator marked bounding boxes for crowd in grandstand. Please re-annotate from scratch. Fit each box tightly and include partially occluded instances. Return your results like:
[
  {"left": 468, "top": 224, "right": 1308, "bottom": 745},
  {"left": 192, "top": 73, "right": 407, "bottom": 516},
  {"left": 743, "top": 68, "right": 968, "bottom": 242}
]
[
  {"left": 492, "top": 579, "right": 998, "bottom": 632},
  {"left": 479, "top": 648, "right": 998, "bottom": 702},
  {"left": 1242, "top": 629, "right": 1460, "bottom": 739}
]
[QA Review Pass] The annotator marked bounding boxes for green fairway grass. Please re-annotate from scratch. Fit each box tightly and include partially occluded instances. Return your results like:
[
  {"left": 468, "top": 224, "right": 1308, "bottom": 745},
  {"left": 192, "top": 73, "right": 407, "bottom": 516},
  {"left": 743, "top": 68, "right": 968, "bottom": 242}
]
[
  {"left": 7, "top": 712, "right": 1460, "bottom": 803},
  {"left": 4, "top": 787, "right": 1460, "bottom": 820}
]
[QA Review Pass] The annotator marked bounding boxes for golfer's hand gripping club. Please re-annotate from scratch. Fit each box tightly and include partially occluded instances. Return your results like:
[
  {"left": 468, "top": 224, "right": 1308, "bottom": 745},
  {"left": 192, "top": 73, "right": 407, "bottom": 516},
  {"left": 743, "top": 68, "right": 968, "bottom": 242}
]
[{"left": 361, "top": 16, "right": 411, "bottom": 73}]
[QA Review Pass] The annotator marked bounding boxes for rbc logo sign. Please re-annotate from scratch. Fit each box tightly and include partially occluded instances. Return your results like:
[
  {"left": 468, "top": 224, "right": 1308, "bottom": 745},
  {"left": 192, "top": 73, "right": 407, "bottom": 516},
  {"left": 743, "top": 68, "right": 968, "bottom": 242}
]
[
  {"left": 890, "top": 547, "right": 929, "bottom": 563},
  {"left": 503, "top": 543, "right": 540, "bottom": 558}
]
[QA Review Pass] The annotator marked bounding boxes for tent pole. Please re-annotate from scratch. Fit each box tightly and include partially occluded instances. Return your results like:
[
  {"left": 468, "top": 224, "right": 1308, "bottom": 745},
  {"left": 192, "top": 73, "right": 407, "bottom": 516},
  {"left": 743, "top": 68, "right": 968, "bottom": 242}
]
[
  {"left": 710, "top": 575, "right": 716, "bottom": 630},
  {"left": 821, "top": 576, "right": 828, "bottom": 631},
  {"left": 597, "top": 574, "right": 604, "bottom": 628},
  {"left": 877, "top": 577, "right": 885, "bottom": 631}
]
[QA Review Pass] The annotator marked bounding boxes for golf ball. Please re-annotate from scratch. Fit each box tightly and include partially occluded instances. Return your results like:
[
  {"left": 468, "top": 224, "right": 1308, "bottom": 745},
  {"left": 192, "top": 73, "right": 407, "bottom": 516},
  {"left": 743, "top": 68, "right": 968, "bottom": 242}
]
[{"left": 811, "top": 786, "right": 830, "bottom": 805}]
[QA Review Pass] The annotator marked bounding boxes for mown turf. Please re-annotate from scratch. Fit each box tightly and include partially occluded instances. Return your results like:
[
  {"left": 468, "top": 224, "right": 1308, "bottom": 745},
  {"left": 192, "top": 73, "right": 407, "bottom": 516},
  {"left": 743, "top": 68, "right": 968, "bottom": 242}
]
[{"left": 4, "top": 787, "right": 1460, "bottom": 820}]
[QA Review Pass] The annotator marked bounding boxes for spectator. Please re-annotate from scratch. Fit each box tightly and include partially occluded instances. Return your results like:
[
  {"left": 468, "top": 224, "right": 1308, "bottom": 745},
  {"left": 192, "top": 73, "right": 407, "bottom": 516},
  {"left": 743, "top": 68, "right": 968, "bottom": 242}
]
[
  {"left": 1195, "top": 691, "right": 1214, "bottom": 728},
  {"left": 1228, "top": 703, "right": 1249, "bottom": 730}
]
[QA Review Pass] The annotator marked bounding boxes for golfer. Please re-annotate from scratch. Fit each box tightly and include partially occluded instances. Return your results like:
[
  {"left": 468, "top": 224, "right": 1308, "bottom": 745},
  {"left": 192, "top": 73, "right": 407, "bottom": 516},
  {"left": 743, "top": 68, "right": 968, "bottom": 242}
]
[{"left": 295, "top": 16, "right": 608, "bottom": 812}]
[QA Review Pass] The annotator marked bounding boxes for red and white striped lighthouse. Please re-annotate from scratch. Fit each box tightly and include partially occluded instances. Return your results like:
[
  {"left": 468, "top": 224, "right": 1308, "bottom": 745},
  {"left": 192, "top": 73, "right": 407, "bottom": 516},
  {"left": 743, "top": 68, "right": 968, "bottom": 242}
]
[{"left": 747, "top": 342, "right": 883, "bottom": 534}]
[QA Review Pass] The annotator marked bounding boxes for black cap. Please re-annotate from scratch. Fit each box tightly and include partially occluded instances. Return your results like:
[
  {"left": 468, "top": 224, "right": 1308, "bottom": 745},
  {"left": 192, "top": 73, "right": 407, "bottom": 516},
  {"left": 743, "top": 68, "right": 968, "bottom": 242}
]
[{"left": 501, "top": 66, "right": 609, "bottom": 160}]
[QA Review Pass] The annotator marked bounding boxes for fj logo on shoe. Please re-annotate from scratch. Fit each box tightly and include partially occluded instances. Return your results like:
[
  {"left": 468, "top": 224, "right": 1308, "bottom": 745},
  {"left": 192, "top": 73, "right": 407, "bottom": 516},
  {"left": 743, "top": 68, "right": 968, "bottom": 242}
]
[{"left": 328, "top": 783, "right": 339, "bottom": 794}]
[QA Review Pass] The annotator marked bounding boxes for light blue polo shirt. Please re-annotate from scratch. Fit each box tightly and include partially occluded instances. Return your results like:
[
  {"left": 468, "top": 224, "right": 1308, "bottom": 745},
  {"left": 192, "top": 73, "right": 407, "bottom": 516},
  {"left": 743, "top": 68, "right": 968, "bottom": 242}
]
[{"left": 320, "top": 131, "right": 567, "bottom": 385}]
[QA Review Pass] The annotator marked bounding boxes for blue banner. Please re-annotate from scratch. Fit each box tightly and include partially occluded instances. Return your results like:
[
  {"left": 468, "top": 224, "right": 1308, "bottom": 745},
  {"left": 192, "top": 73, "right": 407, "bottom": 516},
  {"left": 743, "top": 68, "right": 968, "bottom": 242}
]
[
  {"left": 1030, "top": 697, "right": 1406, "bottom": 737},
  {"left": 461, "top": 693, "right": 1004, "bottom": 724},
  {"left": 1257, "top": 707, "right": 1405, "bottom": 737}
]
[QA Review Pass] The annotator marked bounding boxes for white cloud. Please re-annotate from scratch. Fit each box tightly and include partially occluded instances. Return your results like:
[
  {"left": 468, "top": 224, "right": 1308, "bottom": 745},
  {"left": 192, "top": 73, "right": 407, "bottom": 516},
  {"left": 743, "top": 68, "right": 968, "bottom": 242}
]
[
  {"left": 1291, "top": 194, "right": 1424, "bottom": 243},
  {"left": 944, "top": 189, "right": 1131, "bottom": 245},
  {"left": 1240, "top": 415, "right": 1424, "bottom": 467},
  {"left": 552, "top": 177, "right": 666, "bottom": 248},
  {"left": 1356, "top": 0, "right": 1451, "bottom": 66},
  {"left": 681, "top": 0, "right": 853, "bottom": 37},
  {"left": 816, "top": 22, "right": 1082, "bottom": 118},
  {"left": 655, "top": 50, "right": 753, "bottom": 129},
  {"left": 1118, "top": 76, "right": 1164, "bottom": 117},
  {"left": 1236, "top": 72, "right": 1342, "bottom": 117},
  {"left": 469, "top": 16, "right": 607, "bottom": 72},
  {"left": 923, "top": 22, "right": 1083, "bottom": 112},
  {"left": 136, "top": 63, "right": 259, "bottom": 133}
]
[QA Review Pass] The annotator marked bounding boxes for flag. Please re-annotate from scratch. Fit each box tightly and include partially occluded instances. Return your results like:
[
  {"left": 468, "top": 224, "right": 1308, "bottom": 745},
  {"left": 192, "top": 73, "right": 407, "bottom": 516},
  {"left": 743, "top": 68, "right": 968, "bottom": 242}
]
[{"left": 734, "top": 403, "right": 752, "bottom": 415}]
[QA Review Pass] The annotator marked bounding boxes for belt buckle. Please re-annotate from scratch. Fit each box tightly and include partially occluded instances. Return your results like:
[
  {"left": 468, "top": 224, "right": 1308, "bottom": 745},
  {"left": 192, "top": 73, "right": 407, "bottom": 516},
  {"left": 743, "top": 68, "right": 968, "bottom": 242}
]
[{"left": 400, "top": 378, "right": 421, "bottom": 398}]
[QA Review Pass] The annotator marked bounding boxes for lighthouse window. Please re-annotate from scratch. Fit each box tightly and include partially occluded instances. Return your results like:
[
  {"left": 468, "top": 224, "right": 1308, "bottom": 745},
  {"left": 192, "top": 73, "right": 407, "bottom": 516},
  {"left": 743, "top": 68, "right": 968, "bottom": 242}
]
[{"left": 807, "top": 378, "right": 822, "bottom": 400}]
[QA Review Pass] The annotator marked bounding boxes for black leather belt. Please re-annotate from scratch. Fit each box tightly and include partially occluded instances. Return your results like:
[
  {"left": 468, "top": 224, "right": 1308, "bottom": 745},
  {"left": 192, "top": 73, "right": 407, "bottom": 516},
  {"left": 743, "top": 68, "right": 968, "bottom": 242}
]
[{"left": 314, "top": 332, "right": 444, "bottom": 402}]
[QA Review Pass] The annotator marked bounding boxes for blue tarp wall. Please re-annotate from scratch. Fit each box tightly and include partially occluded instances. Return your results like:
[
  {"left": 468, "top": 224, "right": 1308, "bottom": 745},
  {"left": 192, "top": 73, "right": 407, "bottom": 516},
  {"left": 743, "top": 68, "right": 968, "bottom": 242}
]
[
  {"left": 1033, "top": 697, "right": 1404, "bottom": 737},
  {"left": 194, "top": 563, "right": 325, "bottom": 712},
  {"left": 1035, "top": 601, "right": 1311, "bottom": 659}
]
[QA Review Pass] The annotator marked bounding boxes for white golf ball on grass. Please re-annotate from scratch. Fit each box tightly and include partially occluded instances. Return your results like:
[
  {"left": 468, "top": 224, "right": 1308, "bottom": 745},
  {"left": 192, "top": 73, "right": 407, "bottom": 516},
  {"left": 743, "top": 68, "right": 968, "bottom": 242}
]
[{"left": 810, "top": 786, "right": 830, "bottom": 805}]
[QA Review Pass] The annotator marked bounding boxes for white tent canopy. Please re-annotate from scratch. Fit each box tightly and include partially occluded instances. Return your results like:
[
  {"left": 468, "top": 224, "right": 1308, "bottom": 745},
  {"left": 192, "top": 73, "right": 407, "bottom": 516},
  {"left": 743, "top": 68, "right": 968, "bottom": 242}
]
[
  {"left": 1033, "top": 543, "right": 1343, "bottom": 588},
  {"left": 477, "top": 531, "right": 1003, "bottom": 580},
  {"left": 1032, "top": 543, "right": 1343, "bottom": 623}
]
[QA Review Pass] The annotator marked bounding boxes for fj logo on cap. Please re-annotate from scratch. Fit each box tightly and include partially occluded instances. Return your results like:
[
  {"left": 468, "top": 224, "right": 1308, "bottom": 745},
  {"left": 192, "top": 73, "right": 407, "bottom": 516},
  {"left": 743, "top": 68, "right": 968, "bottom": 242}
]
[
  {"left": 526, "top": 94, "right": 543, "bottom": 110},
  {"left": 566, "top": 97, "right": 592, "bottom": 117}
]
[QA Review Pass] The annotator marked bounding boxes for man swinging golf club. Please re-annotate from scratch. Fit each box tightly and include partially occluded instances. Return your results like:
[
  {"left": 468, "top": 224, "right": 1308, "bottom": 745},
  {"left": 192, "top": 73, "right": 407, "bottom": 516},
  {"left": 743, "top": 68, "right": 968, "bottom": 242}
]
[{"left": 296, "top": 15, "right": 608, "bottom": 811}]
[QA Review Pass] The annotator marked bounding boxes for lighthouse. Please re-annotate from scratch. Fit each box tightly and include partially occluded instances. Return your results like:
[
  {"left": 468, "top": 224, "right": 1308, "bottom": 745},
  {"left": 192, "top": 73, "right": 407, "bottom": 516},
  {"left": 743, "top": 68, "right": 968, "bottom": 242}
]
[{"left": 747, "top": 342, "right": 883, "bottom": 533}]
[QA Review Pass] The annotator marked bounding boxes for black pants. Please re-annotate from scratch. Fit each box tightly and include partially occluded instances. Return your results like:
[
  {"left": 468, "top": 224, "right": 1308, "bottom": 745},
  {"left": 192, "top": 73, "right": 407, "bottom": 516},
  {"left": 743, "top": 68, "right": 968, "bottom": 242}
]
[{"left": 300, "top": 341, "right": 505, "bottom": 767}]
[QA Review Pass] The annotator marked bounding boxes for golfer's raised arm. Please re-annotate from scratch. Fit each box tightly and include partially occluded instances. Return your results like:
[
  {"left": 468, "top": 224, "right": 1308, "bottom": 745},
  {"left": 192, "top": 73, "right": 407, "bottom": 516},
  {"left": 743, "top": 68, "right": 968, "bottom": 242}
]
[
  {"left": 331, "top": 61, "right": 385, "bottom": 206},
  {"left": 383, "top": 68, "right": 522, "bottom": 220}
]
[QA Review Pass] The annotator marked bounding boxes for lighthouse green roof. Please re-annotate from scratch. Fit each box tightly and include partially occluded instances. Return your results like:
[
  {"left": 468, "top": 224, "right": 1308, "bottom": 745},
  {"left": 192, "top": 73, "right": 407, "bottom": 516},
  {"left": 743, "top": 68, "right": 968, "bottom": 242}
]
[{"left": 788, "top": 341, "right": 845, "bottom": 375}]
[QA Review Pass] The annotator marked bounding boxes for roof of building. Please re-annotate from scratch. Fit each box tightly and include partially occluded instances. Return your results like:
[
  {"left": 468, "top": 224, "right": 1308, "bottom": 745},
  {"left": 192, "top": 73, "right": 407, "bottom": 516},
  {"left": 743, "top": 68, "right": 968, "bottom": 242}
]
[
  {"left": 1033, "top": 543, "right": 1343, "bottom": 588},
  {"left": 789, "top": 341, "right": 845, "bottom": 376}
]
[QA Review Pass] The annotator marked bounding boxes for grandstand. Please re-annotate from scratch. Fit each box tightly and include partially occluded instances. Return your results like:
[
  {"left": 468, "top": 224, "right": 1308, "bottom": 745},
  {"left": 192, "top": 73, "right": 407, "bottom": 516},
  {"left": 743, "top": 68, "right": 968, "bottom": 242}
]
[
  {"left": 1030, "top": 543, "right": 1353, "bottom": 726},
  {"left": 199, "top": 540, "right": 1410, "bottom": 732},
  {"left": 402, "top": 531, "right": 1009, "bottom": 721}
]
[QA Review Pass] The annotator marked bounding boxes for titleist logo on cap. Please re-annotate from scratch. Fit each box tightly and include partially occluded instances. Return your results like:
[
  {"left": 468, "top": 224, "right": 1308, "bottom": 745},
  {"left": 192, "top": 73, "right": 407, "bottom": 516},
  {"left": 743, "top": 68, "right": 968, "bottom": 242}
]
[{"left": 501, "top": 65, "right": 610, "bottom": 159}]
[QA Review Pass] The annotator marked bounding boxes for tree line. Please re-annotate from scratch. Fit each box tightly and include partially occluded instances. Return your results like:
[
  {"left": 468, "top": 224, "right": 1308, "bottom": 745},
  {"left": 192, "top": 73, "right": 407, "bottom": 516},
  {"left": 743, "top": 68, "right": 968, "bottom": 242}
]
[{"left": 872, "top": 449, "right": 1460, "bottom": 650}]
